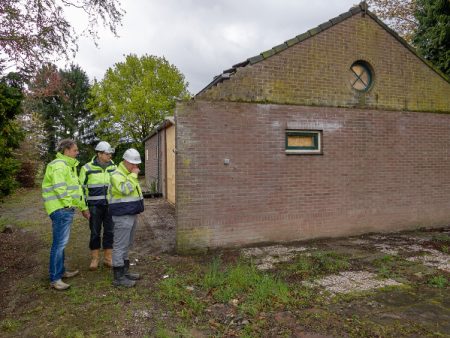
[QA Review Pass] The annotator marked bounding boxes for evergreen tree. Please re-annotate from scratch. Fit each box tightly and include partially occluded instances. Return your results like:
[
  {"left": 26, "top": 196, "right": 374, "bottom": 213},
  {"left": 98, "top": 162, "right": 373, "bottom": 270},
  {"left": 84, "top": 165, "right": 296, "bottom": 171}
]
[
  {"left": 0, "top": 73, "right": 24, "bottom": 197},
  {"left": 413, "top": 0, "right": 450, "bottom": 77}
]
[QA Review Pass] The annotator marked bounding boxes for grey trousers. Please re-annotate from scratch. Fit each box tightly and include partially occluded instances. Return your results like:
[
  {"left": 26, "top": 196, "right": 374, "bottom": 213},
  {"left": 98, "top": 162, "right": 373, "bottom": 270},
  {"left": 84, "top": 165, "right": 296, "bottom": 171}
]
[{"left": 112, "top": 215, "right": 138, "bottom": 267}]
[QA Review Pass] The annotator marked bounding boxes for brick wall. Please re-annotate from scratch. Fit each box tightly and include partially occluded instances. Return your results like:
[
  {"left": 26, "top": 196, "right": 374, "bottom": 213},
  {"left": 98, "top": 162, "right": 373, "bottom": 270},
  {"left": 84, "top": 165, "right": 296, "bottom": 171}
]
[
  {"left": 198, "top": 13, "right": 450, "bottom": 113},
  {"left": 176, "top": 101, "right": 450, "bottom": 251},
  {"left": 144, "top": 129, "right": 167, "bottom": 194},
  {"left": 175, "top": 9, "right": 450, "bottom": 252}
]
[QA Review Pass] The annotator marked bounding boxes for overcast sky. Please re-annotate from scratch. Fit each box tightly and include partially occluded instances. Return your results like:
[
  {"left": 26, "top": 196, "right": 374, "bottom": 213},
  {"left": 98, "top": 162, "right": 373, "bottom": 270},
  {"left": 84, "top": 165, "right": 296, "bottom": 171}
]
[{"left": 66, "top": 0, "right": 359, "bottom": 94}]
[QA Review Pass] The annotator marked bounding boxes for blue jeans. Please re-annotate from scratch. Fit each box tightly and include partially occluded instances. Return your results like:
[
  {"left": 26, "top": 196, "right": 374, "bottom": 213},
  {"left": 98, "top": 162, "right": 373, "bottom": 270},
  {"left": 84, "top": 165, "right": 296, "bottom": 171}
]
[{"left": 49, "top": 208, "right": 74, "bottom": 282}]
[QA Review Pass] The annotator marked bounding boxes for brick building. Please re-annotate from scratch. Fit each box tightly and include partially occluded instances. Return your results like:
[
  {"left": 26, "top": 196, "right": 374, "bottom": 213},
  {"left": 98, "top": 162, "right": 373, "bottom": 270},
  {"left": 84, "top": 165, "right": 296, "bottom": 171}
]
[
  {"left": 147, "top": 2, "right": 450, "bottom": 252},
  {"left": 144, "top": 116, "right": 175, "bottom": 204}
]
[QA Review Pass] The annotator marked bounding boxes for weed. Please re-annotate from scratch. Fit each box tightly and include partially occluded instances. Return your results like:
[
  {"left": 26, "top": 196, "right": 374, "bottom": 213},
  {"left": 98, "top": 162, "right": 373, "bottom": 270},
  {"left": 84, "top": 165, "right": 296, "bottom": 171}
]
[
  {"left": 432, "top": 234, "right": 450, "bottom": 244},
  {"left": 202, "top": 256, "right": 225, "bottom": 289},
  {"left": 158, "top": 276, "right": 204, "bottom": 320},
  {"left": 155, "top": 325, "right": 172, "bottom": 338},
  {"left": 1, "top": 319, "right": 21, "bottom": 333},
  {"left": 286, "top": 251, "right": 350, "bottom": 279},
  {"left": 427, "top": 275, "right": 448, "bottom": 288},
  {"left": 290, "top": 286, "right": 323, "bottom": 308},
  {"left": 201, "top": 260, "right": 291, "bottom": 315},
  {"left": 373, "top": 254, "right": 408, "bottom": 279}
]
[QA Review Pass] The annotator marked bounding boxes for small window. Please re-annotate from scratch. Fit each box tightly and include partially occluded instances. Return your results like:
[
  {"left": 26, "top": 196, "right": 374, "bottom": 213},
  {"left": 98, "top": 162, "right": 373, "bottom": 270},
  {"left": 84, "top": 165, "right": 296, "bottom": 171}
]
[
  {"left": 350, "top": 60, "right": 373, "bottom": 92},
  {"left": 285, "top": 130, "right": 322, "bottom": 154}
]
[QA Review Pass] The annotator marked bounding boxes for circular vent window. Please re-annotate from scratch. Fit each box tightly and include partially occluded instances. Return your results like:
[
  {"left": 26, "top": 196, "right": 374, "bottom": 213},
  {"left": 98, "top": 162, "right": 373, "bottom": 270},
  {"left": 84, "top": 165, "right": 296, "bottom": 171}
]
[{"left": 350, "top": 61, "right": 373, "bottom": 92}]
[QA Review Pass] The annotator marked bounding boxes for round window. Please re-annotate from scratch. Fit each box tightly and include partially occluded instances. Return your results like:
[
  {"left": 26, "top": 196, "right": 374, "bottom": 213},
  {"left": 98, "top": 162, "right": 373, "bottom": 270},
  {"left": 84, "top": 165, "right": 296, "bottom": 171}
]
[{"left": 350, "top": 61, "right": 373, "bottom": 92}]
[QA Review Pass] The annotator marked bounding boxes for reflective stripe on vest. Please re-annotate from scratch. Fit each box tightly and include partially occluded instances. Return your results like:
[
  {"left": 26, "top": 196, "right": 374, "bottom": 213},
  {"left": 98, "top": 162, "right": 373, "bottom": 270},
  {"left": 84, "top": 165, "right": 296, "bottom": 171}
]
[
  {"left": 43, "top": 192, "right": 68, "bottom": 201},
  {"left": 87, "top": 195, "right": 106, "bottom": 201},
  {"left": 109, "top": 196, "right": 143, "bottom": 204},
  {"left": 87, "top": 183, "right": 111, "bottom": 188},
  {"left": 42, "top": 182, "right": 67, "bottom": 193}
]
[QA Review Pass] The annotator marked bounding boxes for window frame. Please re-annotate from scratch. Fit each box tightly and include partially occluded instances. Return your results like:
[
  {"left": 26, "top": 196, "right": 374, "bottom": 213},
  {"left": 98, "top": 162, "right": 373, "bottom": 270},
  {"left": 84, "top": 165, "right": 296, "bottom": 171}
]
[
  {"left": 350, "top": 60, "right": 374, "bottom": 92},
  {"left": 285, "top": 130, "right": 322, "bottom": 155}
]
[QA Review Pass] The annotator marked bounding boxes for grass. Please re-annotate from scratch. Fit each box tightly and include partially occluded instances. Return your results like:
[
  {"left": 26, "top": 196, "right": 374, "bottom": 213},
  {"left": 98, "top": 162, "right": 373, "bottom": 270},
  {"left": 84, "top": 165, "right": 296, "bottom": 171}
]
[
  {"left": 158, "top": 257, "right": 291, "bottom": 320},
  {"left": 0, "top": 319, "right": 21, "bottom": 333},
  {"left": 201, "top": 258, "right": 290, "bottom": 314},
  {"left": 1, "top": 187, "right": 449, "bottom": 337},
  {"left": 372, "top": 254, "right": 416, "bottom": 280},
  {"left": 283, "top": 251, "right": 350, "bottom": 280},
  {"left": 432, "top": 234, "right": 450, "bottom": 253},
  {"left": 427, "top": 275, "right": 448, "bottom": 288}
]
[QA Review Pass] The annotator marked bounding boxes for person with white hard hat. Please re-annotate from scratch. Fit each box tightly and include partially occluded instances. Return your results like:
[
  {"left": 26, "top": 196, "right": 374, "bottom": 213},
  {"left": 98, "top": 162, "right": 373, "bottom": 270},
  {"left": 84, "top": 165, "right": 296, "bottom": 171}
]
[
  {"left": 79, "top": 141, "right": 117, "bottom": 270},
  {"left": 108, "top": 148, "right": 144, "bottom": 287}
]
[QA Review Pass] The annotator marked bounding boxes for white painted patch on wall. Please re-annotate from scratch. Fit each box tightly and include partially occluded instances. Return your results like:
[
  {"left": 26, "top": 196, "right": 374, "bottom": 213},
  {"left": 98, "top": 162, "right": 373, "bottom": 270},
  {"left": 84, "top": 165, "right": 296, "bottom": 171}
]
[{"left": 287, "top": 120, "right": 342, "bottom": 131}]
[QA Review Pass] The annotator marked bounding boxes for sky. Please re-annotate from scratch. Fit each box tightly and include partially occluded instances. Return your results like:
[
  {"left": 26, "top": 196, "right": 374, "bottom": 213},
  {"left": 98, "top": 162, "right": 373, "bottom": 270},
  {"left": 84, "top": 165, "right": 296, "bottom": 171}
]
[{"left": 66, "top": 0, "right": 359, "bottom": 95}]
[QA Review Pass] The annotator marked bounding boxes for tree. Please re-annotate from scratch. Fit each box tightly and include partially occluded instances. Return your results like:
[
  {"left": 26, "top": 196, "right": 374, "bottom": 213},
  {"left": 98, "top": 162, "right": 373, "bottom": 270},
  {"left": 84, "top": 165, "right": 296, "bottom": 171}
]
[
  {"left": 0, "top": 72, "right": 24, "bottom": 197},
  {"left": 413, "top": 0, "right": 450, "bottom": 77},
  {"left": 367, "top": 0, "right": 418, "bottom": 42},
  {"left": 27, "top": 63, "right": 95, "bottom": 162},
  {"left": 89, "top": 54, "right": 190, "bottom": 147},
  {"left": 0, "top": 0, "right": 124, "bottom": 76}
]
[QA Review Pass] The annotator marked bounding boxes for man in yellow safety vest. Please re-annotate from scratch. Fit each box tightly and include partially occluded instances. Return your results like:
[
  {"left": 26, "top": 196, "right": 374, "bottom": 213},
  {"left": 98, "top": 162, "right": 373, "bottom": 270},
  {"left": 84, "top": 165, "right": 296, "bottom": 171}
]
[{"left": 42, "top": 139, "right": 90, "bottom": 290}]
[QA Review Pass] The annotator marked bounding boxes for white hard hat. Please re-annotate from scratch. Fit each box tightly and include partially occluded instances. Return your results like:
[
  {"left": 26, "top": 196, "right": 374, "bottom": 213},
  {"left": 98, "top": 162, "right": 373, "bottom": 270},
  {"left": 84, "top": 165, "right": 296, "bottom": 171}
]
[
  {"left": 123, "top": 148, "right": 141, "bottom": 164},
  {"left": 95, "top": 141, "right": 115, "bottom": 153}
]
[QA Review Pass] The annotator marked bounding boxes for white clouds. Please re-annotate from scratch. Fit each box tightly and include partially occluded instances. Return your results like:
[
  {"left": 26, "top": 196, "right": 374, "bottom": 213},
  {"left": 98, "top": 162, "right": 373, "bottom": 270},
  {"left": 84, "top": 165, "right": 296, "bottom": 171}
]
[{"left": 66, "top": 0, "right": 358, "bottom": 93}]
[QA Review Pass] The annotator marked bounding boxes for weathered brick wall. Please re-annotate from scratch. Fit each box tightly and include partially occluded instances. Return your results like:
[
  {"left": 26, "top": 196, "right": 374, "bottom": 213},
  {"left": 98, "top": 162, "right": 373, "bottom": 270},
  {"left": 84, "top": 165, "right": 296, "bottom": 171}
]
[
  {"left": 176, "top": 101, "right": 450, "bottom": 251},
  {"left": 144, "top": 130, "right": 167, "bottom": 194},
  {"left": 198, "top": 13, "right": 450, "bottom": 113}
]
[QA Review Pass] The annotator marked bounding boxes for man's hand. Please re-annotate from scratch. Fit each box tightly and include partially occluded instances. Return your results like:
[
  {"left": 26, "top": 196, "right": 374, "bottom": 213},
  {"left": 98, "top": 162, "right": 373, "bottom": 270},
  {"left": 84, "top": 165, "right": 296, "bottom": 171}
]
[
  {"left": 82, "top": 210, "right": 90, "bottom": 220},
  {"left": 131, "top": 167, "right": 140, "bottom": 174}
]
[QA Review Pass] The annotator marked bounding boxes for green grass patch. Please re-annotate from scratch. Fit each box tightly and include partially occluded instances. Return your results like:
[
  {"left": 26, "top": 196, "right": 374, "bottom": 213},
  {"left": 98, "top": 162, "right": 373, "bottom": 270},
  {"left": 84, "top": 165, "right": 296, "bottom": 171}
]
[
  {"left": 158, "top": 275, "right": 205, "bottom": 320},
  {"left": 202, "top": 258, "right": 290, "bottom": 315},
  {"left": 427, "top": 274, "right": 448, "bottom": 288},
  {"left": 285, "top": 251, "right": 350, "bottom": 279},
  {"left": 432, "top": 234, "right": 450, "bottom": 244},
  {"left": 431, "top": 234, "right": 450, "bottom": 253},
  {"left": 373, "top": 254, "right": 414, "bottom": 279},
  {"left": 0, "top": 319, "right": 22, "bottom": 333}
]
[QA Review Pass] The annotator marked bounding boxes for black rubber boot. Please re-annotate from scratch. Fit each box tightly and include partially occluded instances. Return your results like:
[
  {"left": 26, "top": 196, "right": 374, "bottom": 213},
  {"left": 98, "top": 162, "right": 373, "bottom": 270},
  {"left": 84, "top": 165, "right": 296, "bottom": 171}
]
[
  {"left": 124, "top": 260, "right": 141, "bottom": 280},
  {"left": 112, "top": 266, "right": 136, "bottom": 287}
]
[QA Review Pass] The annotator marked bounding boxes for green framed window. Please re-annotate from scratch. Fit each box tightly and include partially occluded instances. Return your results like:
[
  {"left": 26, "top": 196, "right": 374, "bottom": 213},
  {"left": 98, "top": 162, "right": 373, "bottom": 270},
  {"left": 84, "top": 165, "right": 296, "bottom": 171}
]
[{"left": 285, "top": 130, "right": 322, "bottom": 154}]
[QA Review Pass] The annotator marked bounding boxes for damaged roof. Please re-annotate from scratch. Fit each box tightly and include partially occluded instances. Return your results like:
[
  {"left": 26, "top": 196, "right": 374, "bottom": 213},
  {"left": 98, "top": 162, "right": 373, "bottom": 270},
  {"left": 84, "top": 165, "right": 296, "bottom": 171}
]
[{"left": 196, "top": 1, "right": 449, "bottom": 96}]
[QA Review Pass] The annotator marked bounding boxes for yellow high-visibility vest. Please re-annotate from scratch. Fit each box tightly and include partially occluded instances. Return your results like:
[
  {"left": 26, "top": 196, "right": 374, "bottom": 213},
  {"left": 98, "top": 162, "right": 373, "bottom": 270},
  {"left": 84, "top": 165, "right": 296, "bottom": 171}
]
[{"left": 42, "top": 153, "right": 87, "bottom": 215}]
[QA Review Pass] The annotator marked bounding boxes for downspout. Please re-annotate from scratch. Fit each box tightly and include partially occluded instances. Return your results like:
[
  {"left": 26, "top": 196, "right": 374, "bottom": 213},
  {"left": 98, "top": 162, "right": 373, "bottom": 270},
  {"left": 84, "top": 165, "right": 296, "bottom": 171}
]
[
  {"left": 164, "top": 124, "right": 168, "bottom": 199},
  {"left": 157, "top": 128, "right": 160, "bottom": 193}
]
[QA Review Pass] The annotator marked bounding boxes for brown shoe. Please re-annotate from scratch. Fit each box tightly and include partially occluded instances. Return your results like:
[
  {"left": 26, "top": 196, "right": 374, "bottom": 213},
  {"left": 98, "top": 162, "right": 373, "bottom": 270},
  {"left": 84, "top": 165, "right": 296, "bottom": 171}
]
[
  {"left": 89, "top": 250, "right": 100, "bottom": 270},
  {"left": 103, "top": 249, "right": 113, "bottom": 268},
  {"left": 62, "top": 270, "right": 79, "bottom": 278},
  {"left": 51, "top": 279, "right": 70, "bottom": 290}
]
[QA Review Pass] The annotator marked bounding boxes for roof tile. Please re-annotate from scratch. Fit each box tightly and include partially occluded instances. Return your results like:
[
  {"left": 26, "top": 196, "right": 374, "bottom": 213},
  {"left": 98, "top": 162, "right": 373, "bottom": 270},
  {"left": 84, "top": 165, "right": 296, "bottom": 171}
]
[
  {"left": 261, "top": 49, "right": 276, "bottom": 59},
  {"left": 247, "top": 55, "right": 264, "bottom": 64},
  {"left": 285, "top": 36, "right": 300, "bottom": 46},
  {"left": 319, "top": 21, "right": 333, "bottom": 30},
  {"left": 273, "top": 43, "right": 288, "bottom": 53},
  {"left": 308, "top": 26, "right": 322, "bottom": 36}
]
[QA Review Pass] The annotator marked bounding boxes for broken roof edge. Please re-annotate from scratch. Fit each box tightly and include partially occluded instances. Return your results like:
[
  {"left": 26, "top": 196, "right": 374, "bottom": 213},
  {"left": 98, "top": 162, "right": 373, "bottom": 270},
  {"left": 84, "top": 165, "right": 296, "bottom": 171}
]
[
  {"left": 142, "top": 116, "right": 175, "bottom": 143},
  {"left": 195, "top": 1, "right": 449, "bottom": 97}
]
